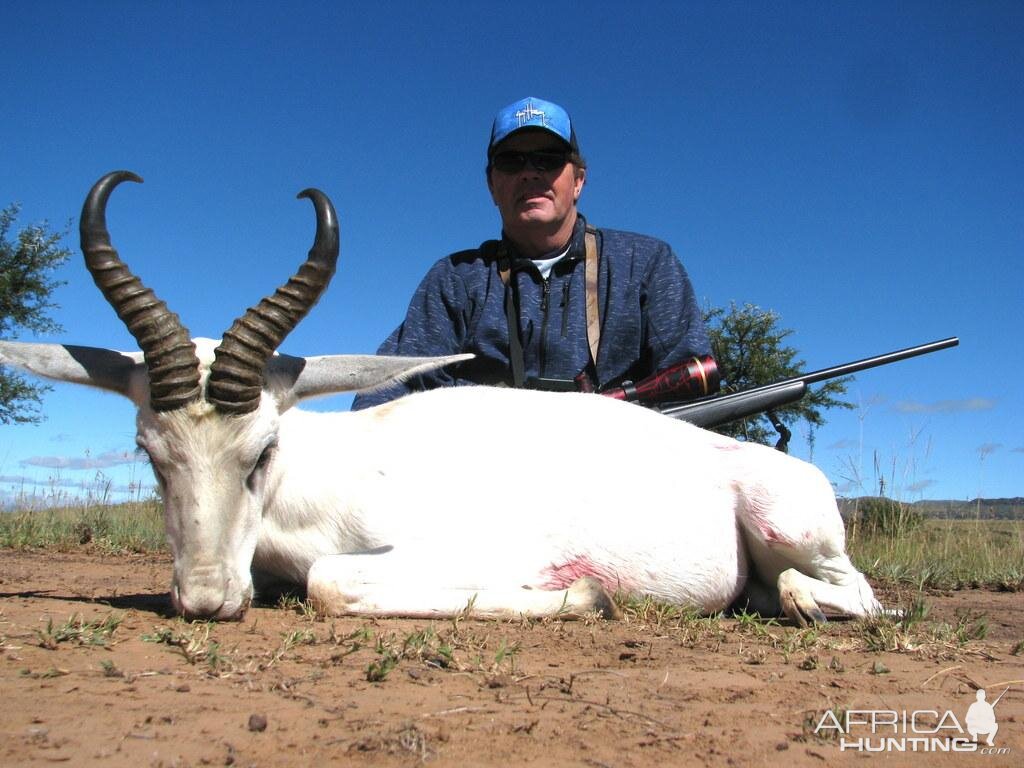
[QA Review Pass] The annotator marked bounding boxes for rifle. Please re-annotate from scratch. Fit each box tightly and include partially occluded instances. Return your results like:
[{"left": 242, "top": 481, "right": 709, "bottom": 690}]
[{"left": 637, "top": 337, "right": 959, "bottom": 451}]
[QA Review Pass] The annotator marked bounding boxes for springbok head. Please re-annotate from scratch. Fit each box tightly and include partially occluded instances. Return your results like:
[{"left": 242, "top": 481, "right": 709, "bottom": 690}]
[{"left": 0, "top": 172, "right": 468, "bottom": 620}]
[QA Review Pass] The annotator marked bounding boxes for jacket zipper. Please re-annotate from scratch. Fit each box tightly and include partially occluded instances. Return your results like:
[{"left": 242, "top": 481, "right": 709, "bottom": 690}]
[
  {"left": 538, "top": 278, "right": 551, "bottom": 377},
  {"left": 560, "top": 281, "right": 571, "bottom": 338}
]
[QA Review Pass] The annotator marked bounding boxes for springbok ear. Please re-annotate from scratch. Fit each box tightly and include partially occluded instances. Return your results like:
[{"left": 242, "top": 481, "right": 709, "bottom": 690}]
[
  {"left": 0, "top": 341, "right": 148, "bottom": 404},
  {"left": 266, "top": 352, "right": 474, "bottom": 406}
]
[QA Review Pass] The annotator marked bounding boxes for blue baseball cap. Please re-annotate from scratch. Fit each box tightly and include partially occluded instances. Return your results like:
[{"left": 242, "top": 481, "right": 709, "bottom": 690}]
[{"left": 488, "top": 97, "right": 578, "bottom": 156}]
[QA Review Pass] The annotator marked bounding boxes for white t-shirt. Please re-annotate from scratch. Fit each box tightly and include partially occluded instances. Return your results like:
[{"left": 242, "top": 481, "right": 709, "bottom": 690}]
[{"left": 531, "top": 243, "right": 572, "bottom": 280}]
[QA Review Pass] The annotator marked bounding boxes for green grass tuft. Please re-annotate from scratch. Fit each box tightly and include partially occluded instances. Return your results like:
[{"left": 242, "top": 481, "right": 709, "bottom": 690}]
[
  {"left": 0, "top": 499, "right": 165, "bottom": 553},
  {"left": 847, "top": 518, "right": 1024, "bottom": 590}
]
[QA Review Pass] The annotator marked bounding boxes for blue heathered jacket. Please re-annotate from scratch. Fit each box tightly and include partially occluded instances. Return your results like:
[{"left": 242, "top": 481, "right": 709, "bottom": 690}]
[{"left": 351, "top": 216, "right": 711, "bottom": 410}]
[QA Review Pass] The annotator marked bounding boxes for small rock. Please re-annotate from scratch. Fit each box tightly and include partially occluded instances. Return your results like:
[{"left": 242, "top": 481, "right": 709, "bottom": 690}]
[
  {"left": 486, "top": 674, "right": 512, "bottom": 689},
  {"left": 247, "top": 714, "right": 268, "bottom": 733}
]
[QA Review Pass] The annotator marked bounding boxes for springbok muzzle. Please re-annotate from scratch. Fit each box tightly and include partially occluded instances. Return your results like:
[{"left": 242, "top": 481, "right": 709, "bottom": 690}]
[{"left": 172, "top": 564, "right": 253, "bottom": 621}]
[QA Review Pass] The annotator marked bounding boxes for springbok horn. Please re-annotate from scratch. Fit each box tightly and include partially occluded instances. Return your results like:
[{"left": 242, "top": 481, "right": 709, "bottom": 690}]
[
  {"left": 80, "top": 171, "right": 202, "bottom": 411},
  {"left": 206, "top": 188, "right": 339, "bottom": 414}
]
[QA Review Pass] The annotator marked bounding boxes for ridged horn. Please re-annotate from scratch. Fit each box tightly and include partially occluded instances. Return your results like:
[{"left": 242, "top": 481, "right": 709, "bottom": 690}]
[
  {"left": 206, "top": 188, "right": 339, "bottom": 414},
  {"left": 80, "top": 171, "right": 201, "bottom": 411}
]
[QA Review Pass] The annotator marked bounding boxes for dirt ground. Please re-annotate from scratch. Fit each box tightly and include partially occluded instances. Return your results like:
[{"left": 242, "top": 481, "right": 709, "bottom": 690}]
[{"left": 0, "top": 550, "right": 1021, "bottom": 767}]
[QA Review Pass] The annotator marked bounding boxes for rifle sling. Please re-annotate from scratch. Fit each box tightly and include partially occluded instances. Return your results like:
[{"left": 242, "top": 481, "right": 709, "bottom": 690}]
[
  {"left": 501, "top": 250, "right": 526, "bottom": 388},
  {"left": 583, "top": 226, "right": 600, "bottom": 367}
]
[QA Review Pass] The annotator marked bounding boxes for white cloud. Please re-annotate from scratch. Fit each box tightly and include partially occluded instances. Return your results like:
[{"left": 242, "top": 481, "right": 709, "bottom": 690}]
[
  {"left": 894, "top": 398, "right": 996, "bottom": 414},
  {"left": 827, "top": 439, "right": 859, "bottom": 450},
  {"left": 20, "top": 449, "right": 137, "bottom": 470}
]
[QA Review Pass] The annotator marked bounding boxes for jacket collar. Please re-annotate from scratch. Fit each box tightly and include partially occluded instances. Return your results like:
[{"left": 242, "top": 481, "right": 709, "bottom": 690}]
[{"left": 500, "top": 215, "right": 587, "bottom": 270}]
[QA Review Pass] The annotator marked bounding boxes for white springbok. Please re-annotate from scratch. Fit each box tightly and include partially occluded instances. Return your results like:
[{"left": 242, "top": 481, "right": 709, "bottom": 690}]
[{"left": 0, "top": 171, "right": 882, "bottom": 625}]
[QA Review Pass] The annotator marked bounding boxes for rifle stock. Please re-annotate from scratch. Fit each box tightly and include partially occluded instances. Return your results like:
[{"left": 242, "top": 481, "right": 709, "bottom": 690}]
[
  {"left": 662, "top": 380, "right": 807, "bottom": 427},
  {"left": 658, "top": 336, "right": 959, "bottom": 429}
]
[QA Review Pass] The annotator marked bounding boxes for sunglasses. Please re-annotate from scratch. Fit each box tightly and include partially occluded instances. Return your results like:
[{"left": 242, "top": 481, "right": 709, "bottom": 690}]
[{"left": 490, "top": 149, "right": 571, "bottom": 174}]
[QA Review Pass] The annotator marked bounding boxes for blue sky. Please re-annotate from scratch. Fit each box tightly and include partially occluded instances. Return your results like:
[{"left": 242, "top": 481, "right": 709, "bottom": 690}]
[{"left": 2, "top": 1, "right": 1021, "bottom": 505}]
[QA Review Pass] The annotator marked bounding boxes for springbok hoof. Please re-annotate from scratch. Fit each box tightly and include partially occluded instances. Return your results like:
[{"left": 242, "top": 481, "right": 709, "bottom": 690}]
[
  {"left": 565, "top": 577, "right": 623, "bottom": 620},
  {"left": 778, "top": 569, "right": 828, "bottom": 626}
]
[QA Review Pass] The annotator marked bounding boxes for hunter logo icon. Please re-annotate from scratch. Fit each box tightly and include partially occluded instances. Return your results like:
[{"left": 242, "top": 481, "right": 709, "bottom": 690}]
[
  {"left": 966, "top": 688, "right": 1006, "bottom": 746},
  {"left": 811, "top": 684, "right": 1015, "bottom": 754},
  {"left": 515, "top": 101, "right": 549, "bottom": 129}
]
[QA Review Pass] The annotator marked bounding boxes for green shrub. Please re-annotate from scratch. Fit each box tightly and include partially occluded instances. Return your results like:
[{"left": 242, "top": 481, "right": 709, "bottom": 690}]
[
  {"left": 851, "top": 497, "right": 923, "bottom": 537},
  {"left": 0, "top": 500, "right": 166, "bottom": 552}
]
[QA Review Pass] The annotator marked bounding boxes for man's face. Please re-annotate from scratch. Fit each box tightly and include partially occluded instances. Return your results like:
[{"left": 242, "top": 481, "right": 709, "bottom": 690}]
[{"left": 487, "top": 131, "right": 585, "bottom": 243}]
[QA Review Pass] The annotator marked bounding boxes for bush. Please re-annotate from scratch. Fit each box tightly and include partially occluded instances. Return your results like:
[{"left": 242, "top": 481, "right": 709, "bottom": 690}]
[{"left": 853, "top": 497, "right": 924, "bottom": 537}]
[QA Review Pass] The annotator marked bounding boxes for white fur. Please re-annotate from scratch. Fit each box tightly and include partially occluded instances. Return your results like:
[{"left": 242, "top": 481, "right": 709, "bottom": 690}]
[{"left": 0, "top": 336, "right": 882, "bottom": 624}]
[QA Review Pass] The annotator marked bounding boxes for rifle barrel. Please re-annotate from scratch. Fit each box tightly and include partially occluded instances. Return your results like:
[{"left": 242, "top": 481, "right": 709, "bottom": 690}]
[
  {"left": 798, "top": 336, "right": 959, "bottom": 386},
  {"left": 658, "top": 336, "right": 959, "bottom": 428}
]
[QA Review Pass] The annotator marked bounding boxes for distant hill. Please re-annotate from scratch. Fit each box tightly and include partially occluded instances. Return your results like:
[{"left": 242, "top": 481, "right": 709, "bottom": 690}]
[{"left": 838, "top": 497, "right": 1024, "bottom": 521}]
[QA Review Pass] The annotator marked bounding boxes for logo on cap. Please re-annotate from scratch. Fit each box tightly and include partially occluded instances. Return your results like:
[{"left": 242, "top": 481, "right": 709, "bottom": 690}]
[{"left": 515, "top": 101, "right": 549, "bottom": 129}]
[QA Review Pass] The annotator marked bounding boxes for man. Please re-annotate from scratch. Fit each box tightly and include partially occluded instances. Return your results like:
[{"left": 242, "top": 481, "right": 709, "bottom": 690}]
[
  {"left": 352, "top": 96, "right": 713, "bottom": 409},
  {"left": 966, "top": 689, "right": 999, "bottom": 746}
]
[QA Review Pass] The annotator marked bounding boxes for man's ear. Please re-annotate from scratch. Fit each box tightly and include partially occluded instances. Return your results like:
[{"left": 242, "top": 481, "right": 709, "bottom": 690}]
[
  {"left": 573, "top": 166, "right": 586, "bottom": 202},
  {"left": 486, "top": 168, "right": 498, "bottom": 205}
]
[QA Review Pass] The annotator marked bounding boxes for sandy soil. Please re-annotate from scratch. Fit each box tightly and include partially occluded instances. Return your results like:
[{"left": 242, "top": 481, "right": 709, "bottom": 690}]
[{"left": 0, "top": 549, "right": 1021, "bottom": 767}]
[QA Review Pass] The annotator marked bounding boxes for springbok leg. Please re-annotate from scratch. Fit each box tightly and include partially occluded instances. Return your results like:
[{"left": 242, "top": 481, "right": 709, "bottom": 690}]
[
  {"left": 776, "top": 560, "right": 881, "bottom": 626},
  {"left": 306, "top": 554, "right": 621, "bottom": 620}
]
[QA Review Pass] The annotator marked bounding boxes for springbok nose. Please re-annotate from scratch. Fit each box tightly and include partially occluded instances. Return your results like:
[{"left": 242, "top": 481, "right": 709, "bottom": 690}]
[
  {"left": 180, "top": 598, "right": 225, "bottom": 621},
  {"left": 176, "top": 589, "right": 248, "bottom": 622},
  {"left": 175, "top": 583, "right": 225, "bottom": 619},
  {"left": 174, "top": 566, "right": 248, "bottom": 621}
]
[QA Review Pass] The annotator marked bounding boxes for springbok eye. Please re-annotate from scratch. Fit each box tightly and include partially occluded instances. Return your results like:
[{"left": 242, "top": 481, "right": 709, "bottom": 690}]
[
  {"left": 255, "top": 444, "right": 275, "bottom": 471},
  {"left": 246, "top": 443, "right": 276, "bottom": 492},
  {"left": 137, "top": 445, "right": 167, "bottom": 489}
]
